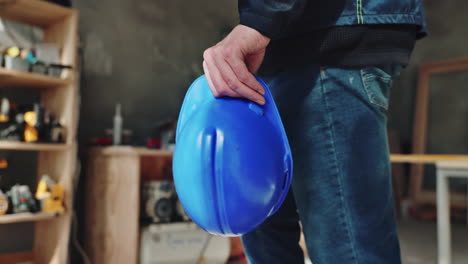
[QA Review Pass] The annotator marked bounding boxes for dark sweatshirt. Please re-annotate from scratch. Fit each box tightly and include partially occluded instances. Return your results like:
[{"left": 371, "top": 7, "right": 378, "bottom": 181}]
[{"left": 237, "top": 0, "right": 425, "bottom": 69}]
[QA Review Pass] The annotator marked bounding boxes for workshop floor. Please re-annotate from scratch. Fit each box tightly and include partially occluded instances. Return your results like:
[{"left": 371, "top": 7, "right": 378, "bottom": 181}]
[
  {"left": 301, "top": 219, "right": 468, "bottom": 264},
  {"left": 399, "top": 219, "right": 468, "bottom": 264},
  {"left": 235, "top": 219, "right": 468, "bottom": 264}
]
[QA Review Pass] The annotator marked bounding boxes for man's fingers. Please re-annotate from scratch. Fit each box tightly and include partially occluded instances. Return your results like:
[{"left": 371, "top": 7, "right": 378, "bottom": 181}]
[
  {"left": 224, "top": 52, "right": 265, "bottom": 95},
  {"left": 203, "top": 47, "right": 266, "bottom": 105},
  {"left": 203, "top": 57, "right": 238, "bottom": 98},
  {"left": 202, "top": 60, "right": 220, "bottom": 97},
  {"left": 212, "top": 53, "right": 265, "bottom": 105},
  {"left": 204, "top": 49, "right": 236, "bottom": 98}
]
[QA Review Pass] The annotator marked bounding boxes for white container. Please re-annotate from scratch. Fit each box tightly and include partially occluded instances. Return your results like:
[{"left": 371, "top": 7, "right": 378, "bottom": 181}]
[
  {"left": 139, "top": 222, "right": 230, "bottom": 264},
  {"left": 4, "top": 56, "right": 28, "bottom": 72}
]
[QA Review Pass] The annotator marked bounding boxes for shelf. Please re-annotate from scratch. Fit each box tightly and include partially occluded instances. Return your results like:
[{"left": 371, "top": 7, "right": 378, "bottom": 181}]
[
  {"left": 0, "top": 141, "right": 70, "bottom": 151},
  {"left": 0, "top": 0, "right": 74, "bottom": 28},
  {"left": 0, "top": 1, "right": 79, "bottom": 263},
  {"left": 0, "top": 68, "right": 70, "bottom": 88},
  {"left": 134, "top": 147, "right": 173, "bottom": 157},
  {"left": 90, "top": 146, "right": 173, "bottom": 157},
  {"left": 0, "top": 212, "right": 58, "bottom": 224},
  {"left": 390, "top": 154, "right": 468, "bottom": 164}
]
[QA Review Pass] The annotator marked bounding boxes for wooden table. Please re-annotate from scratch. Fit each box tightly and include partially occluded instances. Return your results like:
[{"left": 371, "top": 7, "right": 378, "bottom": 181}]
[
  {"left": 84, "top": 146, "right": 172, "bottom": 264},
  {"left": 391, "top": 154, "right": 468, "bottom": 264}
]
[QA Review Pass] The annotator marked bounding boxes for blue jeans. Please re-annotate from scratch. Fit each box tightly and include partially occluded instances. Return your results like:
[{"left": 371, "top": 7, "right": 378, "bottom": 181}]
[{"left": 242, "top": 65, "right": 402, "bottom": 264}]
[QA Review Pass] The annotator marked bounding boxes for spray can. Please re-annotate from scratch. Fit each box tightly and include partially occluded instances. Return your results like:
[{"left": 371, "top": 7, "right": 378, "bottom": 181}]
[
  {"left": 113, "top": 103, "right": 122, "bottom": 145},
  {"left": 0, "top": 190, "right": 8, "bottom": 215}
]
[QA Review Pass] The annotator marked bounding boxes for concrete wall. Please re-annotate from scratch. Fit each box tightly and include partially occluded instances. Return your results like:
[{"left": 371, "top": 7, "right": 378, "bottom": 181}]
[
  {"left": 75, "top": 0, "right": 468, "bottom": 150},
  {"left": 389, "top": 0, "right": 468, "bottom": 145},
  {"left": 75, "top": 0, "right": 238, "bottom": 145},
  {"left": 388, "top": 1, "right": 468, "bottom": 190}
]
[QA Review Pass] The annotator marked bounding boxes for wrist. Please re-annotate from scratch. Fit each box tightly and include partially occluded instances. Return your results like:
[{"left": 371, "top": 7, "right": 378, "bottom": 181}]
[{"left": 236, "top": 25, "right": 270, "bottom": 47}]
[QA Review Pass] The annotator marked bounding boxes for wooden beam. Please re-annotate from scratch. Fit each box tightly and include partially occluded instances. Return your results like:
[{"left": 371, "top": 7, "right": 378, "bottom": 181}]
[
  {"left": 0, "top": 212, "right": 57, "bottom": 224},
  {"left": 0, "top": 0, "right": 73, "bottom": 28},
  {"left": 89, "top": 146, "right": 173, "bottom": 157},
  {"left": 410, "top": 57, "right": 468, "bottom": 200},
  {"left": 420, "top": 56, "right": 468, "bottom": 74},
  {"left": 391, "top": 154, "right": 468, "bottom": 164}
]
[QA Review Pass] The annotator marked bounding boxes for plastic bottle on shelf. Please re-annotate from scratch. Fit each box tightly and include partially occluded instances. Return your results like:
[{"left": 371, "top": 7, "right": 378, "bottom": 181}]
[
  {"left": 113, "top": 103, "right": 123, "bottom": 145},
  {"left": 0, "top": 190, "right": 8, "bottom": 215}
]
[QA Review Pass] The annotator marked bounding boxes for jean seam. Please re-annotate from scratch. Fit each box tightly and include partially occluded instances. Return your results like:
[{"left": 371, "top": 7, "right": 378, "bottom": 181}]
[{"left": 319, "top": 68, "right": 360, "bottom": 264}]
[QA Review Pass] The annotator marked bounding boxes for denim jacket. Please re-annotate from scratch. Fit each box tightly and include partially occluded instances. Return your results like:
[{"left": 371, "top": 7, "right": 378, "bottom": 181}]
[{"left": 239, "top": 0, "right": 426, "bottom": 40}]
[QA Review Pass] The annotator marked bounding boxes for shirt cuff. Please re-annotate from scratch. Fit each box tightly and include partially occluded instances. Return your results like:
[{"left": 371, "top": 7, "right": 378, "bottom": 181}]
[{"left": 239, "top": 11, "right": 285, "bottom": 40}]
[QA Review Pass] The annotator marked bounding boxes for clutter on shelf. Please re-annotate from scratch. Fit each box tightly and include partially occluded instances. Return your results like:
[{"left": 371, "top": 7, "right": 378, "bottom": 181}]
[
  {"left": 146, "top": 120, "right": 176, "bottom": 150},
  {"left": 0, "top": 18, "right": 72, "bottom": 78},
  {"left": 0, "top": 170, "right": 65, "bottom": 217},
  {"left": 7, "top": 184, "right": 38, "bottom": 213},
  {"left": 89, "top": 104, "right": 177, "bottom": 149},
  {"left": 141, "top": 180, "right": 189, "bottom": 224},
  {"left": 90, "top": 103, "right": 134, "bottom": 146},
  {"left": 0, "top": 98, "right": 66, "bottom": 143},
  {"left": 0, "top": 189, "right": 8, "bottom": 215},
  {"left": 2, "top": 45, "right": 72, "bottom": 77},
  {"left": 35, "top": 174, "right": 65, "bottom": 214}
]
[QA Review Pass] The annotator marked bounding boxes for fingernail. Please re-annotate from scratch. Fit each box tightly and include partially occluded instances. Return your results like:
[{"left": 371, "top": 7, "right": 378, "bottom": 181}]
[
  {"left": 260, "top": 89, "right": 265, "bottom": 95},
  {"left": 258, "top": 99, "right": 265, "bottom": 105}
]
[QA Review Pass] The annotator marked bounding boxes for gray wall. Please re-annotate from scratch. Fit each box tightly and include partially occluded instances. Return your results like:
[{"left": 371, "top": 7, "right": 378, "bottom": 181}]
[
  {"left": 75, "top": 0, "right": 468, "bottom": 148},
  {"left": 75, "top": 0, "right": 238, "bottom": 145},
  {"left": 389, "top": 0, "right": 468, "bottom": 145},
  {"left": 388, "top": 1, "right": 468, "bottom": 191}
]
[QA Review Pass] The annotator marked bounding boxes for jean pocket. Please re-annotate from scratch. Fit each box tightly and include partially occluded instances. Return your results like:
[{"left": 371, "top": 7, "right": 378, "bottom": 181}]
[{"left": 360, "top": 65, "right": 402, "bottom": 110}]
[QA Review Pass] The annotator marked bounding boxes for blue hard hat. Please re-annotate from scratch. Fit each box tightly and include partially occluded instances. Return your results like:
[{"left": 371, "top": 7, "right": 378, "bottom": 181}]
[{"left": 173, "top": 75, "right": 293, "bottom": 236}]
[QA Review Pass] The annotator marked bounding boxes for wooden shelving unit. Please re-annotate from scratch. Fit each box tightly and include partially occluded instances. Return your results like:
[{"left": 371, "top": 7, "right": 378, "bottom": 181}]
[
  {"left": 0, "top": 212, "right": 58, "bottom": 224},
  {"left": 0, "top": 67, "right": 71, "bottom": 88},
  {"left": 85, "top": 147, "right": 174, "bottom": 264},
  {"left": 0, "top": 1, "right": 79, "bottom": 264},
  {"left": 0, "top": 142, "right": 70, "bottom": 151}
]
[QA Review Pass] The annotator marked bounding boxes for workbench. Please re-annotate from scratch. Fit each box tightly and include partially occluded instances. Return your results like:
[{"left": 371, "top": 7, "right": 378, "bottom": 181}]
[
  {"left": 84, "top": 146, "right": 173, "bottom": 264},
  {"left": 84, "top": 150, "right": 466, "bottom": 264},
  {"left": 391, "top": 154, "right": 468, "bottom": 264}
]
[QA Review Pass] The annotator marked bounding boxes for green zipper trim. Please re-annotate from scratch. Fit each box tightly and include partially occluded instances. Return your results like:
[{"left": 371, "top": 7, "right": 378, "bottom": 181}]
[
  {"left": 357, "top": 0, "right": 364, "bottom": 24},
  {"left": 356, "top": 0, "right": 360, "bottom": 23}
]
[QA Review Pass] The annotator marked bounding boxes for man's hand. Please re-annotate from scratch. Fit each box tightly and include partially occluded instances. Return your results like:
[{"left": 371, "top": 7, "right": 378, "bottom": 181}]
[{"left": 203, "top": 25, "right": 270, "bottom": 105}]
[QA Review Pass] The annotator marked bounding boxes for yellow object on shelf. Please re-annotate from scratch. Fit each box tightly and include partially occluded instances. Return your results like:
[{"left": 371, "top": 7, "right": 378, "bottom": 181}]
[
  {"left": 42, "top": 185, "right": 64, "bottom": 213},
  {"left": 36, "top": 178, "right": 49, "bottom": 200},
  {"left": 0, "top": 158, "right": 8, "bottom": 169},
  {"left": 6, "top": 47, "right": 20, "bottom": 58},
  {"left": 35, "top": 175, "right": 65, "bottom": 214},
  {"left": 0, "top": 114, "right": 8, "bottom": 123},
  {"left": 0, "top": 190, "right": 8, "bottom": 215},
  {"left": 0, "top": 98, "right": 10, "bottom": 123},
  {"left": 24, "top": 111, "right": 38, "bottom": 142}
]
